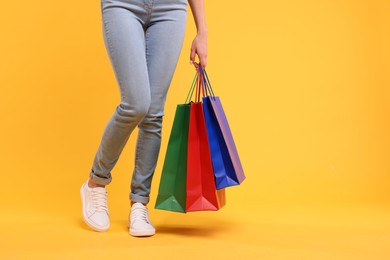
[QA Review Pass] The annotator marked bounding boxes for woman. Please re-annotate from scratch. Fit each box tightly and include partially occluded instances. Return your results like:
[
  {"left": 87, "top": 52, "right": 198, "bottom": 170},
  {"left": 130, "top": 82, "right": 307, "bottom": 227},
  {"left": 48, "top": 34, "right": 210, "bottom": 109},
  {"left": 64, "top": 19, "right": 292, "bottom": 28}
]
[{"left": 80, "top": 0, "right": 208, "bottom": 237}]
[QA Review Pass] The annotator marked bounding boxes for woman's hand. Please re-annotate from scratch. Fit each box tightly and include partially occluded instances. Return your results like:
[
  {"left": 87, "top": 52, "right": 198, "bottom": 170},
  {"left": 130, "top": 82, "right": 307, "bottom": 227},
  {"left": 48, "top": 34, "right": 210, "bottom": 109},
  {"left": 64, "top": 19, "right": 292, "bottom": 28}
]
[
  {"left": 190, "top": 31, "right": 208, "bottom": 68},
  {"left": 188, "top": 0, "right": 208, "bottom": 68}
]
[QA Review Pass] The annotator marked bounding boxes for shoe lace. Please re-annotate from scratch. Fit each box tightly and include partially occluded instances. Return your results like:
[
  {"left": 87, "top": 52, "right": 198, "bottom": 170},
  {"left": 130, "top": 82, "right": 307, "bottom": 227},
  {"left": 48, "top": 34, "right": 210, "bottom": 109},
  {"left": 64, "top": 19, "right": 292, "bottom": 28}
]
[
  {"left": 90, "top": 188, "right": 108, "bottom": 213},
  {"left": 131, "top": 206, "right": 151, "bottom": 224}
]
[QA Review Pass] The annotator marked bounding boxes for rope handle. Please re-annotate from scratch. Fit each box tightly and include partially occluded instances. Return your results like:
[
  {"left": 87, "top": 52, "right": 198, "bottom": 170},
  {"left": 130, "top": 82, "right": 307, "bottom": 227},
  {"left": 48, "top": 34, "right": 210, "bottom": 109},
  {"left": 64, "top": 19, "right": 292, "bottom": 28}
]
[{"left": 185, "top": 62, "right": 215, "bottom": 103}]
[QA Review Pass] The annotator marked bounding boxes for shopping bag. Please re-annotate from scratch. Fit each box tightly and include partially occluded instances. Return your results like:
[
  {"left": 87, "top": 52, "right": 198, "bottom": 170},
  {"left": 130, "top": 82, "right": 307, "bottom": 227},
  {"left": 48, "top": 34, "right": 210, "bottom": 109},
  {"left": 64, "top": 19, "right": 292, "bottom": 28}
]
[
  {"left": 154, "top": 103, "right": 190, "bottom": 213},
  {"left": 200, "top": 67, "right": 246, "bottom": 189},
  {"left": 186, "top": 70, "right": 226, "bottom": 212}
]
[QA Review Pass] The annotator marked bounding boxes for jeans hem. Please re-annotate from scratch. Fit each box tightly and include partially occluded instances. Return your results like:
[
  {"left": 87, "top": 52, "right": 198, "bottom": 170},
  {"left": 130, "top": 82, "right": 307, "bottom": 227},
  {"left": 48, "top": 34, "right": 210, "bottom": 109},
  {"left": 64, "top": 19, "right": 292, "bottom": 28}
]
[
  {"left": 130, "top": 193, "right": 150, "bottom": 205},
  {"left": 89, "top": 170, "right": 112, "bottom": 186}
]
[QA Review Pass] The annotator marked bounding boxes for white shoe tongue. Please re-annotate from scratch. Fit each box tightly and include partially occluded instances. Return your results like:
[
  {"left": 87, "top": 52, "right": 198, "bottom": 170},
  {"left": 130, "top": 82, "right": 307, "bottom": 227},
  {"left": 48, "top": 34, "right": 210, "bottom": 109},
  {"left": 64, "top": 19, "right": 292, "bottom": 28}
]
[
  {"left": 92, "top": 186, "right": 106, "bottom": 192},
  {"left": 133, "top": 202, "right": 145, "bottom": 207}
]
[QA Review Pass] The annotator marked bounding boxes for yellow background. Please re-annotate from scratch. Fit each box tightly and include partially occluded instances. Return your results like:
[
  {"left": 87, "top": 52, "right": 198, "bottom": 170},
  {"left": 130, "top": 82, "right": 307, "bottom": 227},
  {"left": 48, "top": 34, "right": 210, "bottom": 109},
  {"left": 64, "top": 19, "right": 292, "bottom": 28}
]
[{"left": 1, "top": 0, "right": 389, "bottom": 259}]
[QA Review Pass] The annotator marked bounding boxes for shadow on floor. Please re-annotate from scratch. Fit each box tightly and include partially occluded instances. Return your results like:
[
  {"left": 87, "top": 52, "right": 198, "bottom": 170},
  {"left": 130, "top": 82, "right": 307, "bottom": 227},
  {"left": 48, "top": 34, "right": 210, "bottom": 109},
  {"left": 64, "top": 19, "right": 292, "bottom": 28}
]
[{"left": 155, "top": 225, "right": 220, "bottom": 237}]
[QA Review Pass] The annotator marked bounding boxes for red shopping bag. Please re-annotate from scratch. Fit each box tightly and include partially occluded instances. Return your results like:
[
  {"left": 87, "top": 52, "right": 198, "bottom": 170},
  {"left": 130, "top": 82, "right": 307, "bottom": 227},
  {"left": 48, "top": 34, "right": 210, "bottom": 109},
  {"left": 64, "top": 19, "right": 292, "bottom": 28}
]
[{"left": 186, "top": 67, "right": 225, "bottom": 212}]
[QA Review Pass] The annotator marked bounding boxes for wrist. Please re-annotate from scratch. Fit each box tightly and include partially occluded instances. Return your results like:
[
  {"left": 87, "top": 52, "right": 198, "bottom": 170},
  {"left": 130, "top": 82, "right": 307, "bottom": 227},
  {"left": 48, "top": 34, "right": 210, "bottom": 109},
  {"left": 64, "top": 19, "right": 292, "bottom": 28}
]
[{"left": 197, "top": 27, "right": 208, "bottom": 36}]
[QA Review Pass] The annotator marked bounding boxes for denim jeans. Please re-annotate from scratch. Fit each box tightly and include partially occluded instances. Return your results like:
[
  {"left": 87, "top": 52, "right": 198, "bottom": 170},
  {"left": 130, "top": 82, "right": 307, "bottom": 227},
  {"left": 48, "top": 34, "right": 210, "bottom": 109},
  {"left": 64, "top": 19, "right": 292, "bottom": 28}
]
[{"left": 89, "top": 0, "right": 188, "bottom": 205}]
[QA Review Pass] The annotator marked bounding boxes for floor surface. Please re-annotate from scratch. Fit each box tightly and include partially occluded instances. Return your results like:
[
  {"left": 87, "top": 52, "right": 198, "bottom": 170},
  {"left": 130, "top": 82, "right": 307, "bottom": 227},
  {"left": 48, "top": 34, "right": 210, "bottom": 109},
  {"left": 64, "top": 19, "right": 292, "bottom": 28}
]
[{"left": 2, "top": 202, "right": 389, "bottom": 259}]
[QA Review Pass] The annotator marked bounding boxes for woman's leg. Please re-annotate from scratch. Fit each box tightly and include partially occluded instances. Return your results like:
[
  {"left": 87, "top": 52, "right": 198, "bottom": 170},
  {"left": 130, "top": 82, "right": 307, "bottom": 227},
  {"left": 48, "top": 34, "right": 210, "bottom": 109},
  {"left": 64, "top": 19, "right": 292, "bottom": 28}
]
[
  {"left": 90, "top": 1, "right": 151, "bottom": 186},
  {"left": 129, "top": 2, "right": 188, "bottom": 205}
]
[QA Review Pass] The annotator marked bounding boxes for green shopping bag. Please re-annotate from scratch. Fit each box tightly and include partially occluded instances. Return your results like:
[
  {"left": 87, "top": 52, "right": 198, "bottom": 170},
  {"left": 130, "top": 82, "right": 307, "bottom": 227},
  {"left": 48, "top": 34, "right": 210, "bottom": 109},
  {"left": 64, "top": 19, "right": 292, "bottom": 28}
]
[{"left": 154, "top": 103, "right": 191, "bottom": 213}]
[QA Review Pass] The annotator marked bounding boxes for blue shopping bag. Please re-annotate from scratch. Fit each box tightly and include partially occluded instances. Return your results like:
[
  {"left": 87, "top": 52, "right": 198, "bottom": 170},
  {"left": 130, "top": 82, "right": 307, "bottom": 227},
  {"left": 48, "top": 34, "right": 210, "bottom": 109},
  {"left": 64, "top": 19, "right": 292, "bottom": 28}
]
[{"left": 200, "top": 67, "right": 246, "bottom": 189}]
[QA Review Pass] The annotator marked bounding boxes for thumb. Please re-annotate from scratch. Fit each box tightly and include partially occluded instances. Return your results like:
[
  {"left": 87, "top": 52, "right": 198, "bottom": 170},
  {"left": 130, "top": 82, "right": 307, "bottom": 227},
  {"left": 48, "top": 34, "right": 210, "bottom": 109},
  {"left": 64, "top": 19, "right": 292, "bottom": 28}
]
[{"left": 190, "top": 47, "right": 196, "bottom": 64}]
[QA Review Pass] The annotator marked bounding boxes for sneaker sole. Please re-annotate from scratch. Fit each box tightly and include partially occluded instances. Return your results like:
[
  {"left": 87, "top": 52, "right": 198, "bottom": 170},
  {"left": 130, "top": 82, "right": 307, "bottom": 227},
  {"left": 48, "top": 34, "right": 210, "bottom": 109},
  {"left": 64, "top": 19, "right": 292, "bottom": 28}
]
[
  {"left": 127, "top": 216, "right": 156, "bottom": 237},
  {"left": 80, "top": 184, "right": 110, "bottom": 232},
  {"left": 129, "top": 228, "right": 156, "bottom": 237}
]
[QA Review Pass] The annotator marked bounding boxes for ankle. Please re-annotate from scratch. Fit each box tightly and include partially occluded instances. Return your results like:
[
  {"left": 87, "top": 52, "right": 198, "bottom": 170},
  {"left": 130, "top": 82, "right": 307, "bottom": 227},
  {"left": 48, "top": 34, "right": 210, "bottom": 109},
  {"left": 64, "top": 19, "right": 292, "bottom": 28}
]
[{"left": 88, "top": 179, "right": 105, "bottom": 188}]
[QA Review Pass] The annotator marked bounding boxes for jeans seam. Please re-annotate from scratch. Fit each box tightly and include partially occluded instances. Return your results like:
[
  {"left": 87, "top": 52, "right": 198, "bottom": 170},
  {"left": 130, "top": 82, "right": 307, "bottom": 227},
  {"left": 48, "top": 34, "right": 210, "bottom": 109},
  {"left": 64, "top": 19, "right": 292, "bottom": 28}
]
[
  {"left": 134, "top": 127, "right": 145, "bottom": 187},
  {"left": 131, "top": 131, "right": 145, "bottom": 201},
  {"left": 145, "top": 29, "right": 150, "bottom": 68},
  {"left": 102, "top": 11, "right": 125, "bottom": 101}
]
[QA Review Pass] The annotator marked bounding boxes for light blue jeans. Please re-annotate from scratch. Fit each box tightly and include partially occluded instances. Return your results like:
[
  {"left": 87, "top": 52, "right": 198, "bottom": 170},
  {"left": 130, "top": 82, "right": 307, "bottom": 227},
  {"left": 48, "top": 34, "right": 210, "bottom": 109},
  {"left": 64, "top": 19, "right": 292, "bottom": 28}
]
[{"left": 89, "top": 0, "right": 188, "bottom": 205}]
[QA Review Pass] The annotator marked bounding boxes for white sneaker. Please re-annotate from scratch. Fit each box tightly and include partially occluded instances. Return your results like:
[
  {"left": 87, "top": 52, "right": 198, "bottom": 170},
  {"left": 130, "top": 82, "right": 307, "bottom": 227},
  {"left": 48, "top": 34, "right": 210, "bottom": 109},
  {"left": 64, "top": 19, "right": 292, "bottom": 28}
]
[
  {"left": 80, "top": 180, "right": 110, "bottom": 232},
  {"left": 129, "top": 202, "right": 156, "bottom": 237}
]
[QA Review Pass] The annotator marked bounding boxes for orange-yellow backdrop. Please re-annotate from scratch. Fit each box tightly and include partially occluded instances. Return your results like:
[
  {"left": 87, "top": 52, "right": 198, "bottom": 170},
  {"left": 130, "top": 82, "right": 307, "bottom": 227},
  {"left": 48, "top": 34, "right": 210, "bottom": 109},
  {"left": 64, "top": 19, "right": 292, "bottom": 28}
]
[{"left": 0, "top": 0, "right": 389, "bottom": 259}]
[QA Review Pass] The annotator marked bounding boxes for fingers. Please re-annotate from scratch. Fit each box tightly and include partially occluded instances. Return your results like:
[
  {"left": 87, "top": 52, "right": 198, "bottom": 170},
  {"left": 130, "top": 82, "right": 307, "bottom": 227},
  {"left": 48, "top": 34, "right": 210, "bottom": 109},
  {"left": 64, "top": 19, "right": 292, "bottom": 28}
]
[
  {"left": 190, "top": 39, "right": 207, "bottom": 68},
  {"left": 190, "top": 47, "right": 196, "bottom": 65},
  {"left": 190, "top": 49, "right": 207, "bottom": 68},
  {"left": 198, "top": 52, "right": 207, "bottom": 68}
]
